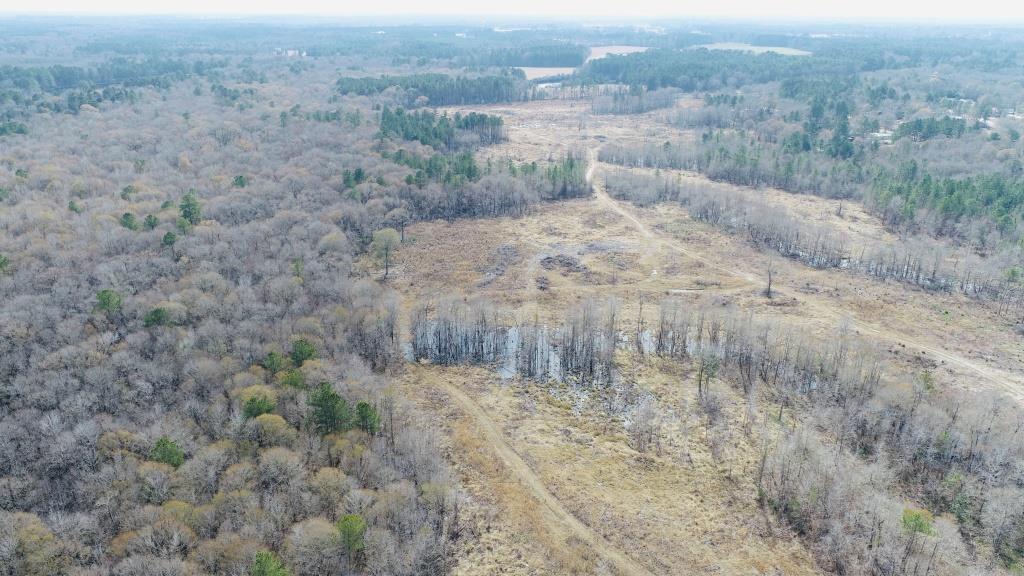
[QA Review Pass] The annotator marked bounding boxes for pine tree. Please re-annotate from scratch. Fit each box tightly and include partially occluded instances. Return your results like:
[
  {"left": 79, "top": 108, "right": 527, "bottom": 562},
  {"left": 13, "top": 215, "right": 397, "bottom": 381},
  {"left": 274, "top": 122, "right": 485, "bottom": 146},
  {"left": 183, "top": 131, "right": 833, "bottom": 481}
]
[
  {"left": 179, "top": 190, "right": 202, "bottom": 226},
  {"left": 250, "top": 550, "right": 289, "bottom": 576},
  {"left": 150, "top": 437, "right": 185, "bottom": 468},
  {"left": 308, "top": 383, "right": 351, "bottom": 435}
]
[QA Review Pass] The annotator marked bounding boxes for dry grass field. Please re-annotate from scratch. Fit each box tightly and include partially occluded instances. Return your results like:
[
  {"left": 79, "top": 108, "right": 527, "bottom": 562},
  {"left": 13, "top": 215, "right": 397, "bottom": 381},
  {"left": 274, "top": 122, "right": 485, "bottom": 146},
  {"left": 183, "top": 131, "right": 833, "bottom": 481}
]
[{"left": 377, "top": 98, "right": 1024, "bottom": 575}]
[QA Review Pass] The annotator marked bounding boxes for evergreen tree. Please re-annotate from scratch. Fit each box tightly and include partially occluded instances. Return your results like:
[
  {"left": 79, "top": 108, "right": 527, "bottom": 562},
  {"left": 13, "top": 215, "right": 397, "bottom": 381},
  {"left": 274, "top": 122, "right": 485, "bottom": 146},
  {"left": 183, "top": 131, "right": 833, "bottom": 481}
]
[
  {"left": 308, "top": 382, "right": 351, "bottom": 435},
  {"left": 119, "top": 213, "right": 138, "bottom": 230},
  {"left": 95, "top": 289, "right": 122, "bottom": 316},
  {"left": 162, "top": 231, "right": 177, "bottom": 247},
  {"left": 250, "top": 550, "right": 289, "bottom": 576},
  {"left": 143, "top": 307, "right": 168, "bottom": 327},
  {"left": 244, "top": 394, "right": 276, "bottom": 419},
  {"left": 290, "top": 339, "right": 317, "bottom": 367},
  {"left": 337, "top": 514, "right": 367, "bottom": 559},
  {"left": 262, "top": 351, "right": 288, "bottom": 374},
  {"left": 356, "top": 401, "right": 380, "bottom": 435},
  {"left": 179, "top": 190, "right": 202, "bottom": 226},
  {"left": 150, "top": 437, "right": 185, "bottom": 468}
]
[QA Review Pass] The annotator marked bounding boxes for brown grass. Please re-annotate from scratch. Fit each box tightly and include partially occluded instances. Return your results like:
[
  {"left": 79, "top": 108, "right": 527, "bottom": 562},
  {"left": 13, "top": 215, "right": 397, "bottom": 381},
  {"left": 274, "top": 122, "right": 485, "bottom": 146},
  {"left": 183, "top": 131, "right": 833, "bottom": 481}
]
[
  {"left": 382, "top": 97, "right": 1024, "bottom": 575},
  {"left": 397, "top": 362, "right": 820, "bottom": 575}
]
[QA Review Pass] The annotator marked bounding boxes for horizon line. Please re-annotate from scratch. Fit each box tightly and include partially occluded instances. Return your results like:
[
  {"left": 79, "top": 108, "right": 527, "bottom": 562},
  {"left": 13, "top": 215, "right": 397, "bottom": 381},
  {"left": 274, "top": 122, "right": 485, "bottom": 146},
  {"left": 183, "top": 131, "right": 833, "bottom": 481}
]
[{"left": 2, "top": 12, "right": 1024, "bottom": 26}]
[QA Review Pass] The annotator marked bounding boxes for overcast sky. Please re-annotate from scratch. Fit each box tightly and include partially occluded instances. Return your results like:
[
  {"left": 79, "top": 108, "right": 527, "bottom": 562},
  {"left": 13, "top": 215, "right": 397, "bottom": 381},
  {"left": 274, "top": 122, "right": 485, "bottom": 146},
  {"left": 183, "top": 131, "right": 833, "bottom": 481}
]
[{"left": 3, "top": 0, "right": 1023, "bottom": 23}]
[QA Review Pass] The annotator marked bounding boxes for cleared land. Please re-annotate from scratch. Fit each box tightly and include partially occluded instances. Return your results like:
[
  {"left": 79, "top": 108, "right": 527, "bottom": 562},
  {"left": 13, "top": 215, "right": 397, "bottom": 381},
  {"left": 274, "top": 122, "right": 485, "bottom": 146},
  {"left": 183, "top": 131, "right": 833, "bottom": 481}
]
[
  {"left": 586, "top": 45, "right": 650, "bottom": 61},
  {"left": 517, "top": 45, "right": 650, "bottom": 80},
  {"left": 387, "top": 98, "right": 1022, "bottom": 575},
  {"left": 518, "top": 66, "right": 576, "bottom": 80}
]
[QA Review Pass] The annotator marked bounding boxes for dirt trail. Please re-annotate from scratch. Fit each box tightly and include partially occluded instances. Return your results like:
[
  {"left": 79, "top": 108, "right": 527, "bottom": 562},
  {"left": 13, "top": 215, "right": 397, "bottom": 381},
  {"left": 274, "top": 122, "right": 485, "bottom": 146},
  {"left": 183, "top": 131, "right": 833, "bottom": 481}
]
[
  {"left": 588, "top": 149, "right": 761, "bottom": 285},
  {"left": 416, "top": 368, "right": 657, "bottom": 576},
  {"left": 586, "top": 153, "right": 1024, "bottom": 401}
]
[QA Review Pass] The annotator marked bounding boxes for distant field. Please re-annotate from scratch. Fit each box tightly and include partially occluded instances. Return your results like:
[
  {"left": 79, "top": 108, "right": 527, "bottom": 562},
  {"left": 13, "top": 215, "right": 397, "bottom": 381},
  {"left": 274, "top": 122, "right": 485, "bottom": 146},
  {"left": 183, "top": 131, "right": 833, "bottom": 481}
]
[
  {"left": 586, "top": 44, "right": 650, "bottom": 61},
  {"left": 518, "top": 66, "right": 576, "bottom": 80},
  {"left": 518, "top": 45, "right": 650, "bottom": 80},
  {"left": 697, "top": 42, "right": 812, "bottom": 56}
]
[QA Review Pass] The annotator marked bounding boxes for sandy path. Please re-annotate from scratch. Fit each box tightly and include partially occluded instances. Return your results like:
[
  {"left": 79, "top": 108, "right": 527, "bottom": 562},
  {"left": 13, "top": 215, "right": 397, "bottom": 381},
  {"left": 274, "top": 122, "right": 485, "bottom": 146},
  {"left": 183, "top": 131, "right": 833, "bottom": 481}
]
[{"left": 415, "top": 367, "right": 657, "bottom": 576}]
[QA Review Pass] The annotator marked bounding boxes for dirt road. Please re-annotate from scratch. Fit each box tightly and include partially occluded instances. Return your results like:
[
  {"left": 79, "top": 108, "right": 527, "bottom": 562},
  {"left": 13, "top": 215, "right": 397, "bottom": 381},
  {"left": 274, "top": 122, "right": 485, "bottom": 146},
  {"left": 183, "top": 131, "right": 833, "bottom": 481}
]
[
  {"left": 587, "top": 155, "right": 1024, "bottom": 401},
  {"left": 414, "top": 367, "right": 657, "bottom": 576}
]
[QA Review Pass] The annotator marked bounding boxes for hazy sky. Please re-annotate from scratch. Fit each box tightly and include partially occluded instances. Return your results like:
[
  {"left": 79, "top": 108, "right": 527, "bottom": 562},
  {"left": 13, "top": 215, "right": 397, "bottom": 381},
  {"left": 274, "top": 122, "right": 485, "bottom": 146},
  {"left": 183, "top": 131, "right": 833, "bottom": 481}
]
[{"left": 3, "top": 0, "right": 1023, "bottom": 23}]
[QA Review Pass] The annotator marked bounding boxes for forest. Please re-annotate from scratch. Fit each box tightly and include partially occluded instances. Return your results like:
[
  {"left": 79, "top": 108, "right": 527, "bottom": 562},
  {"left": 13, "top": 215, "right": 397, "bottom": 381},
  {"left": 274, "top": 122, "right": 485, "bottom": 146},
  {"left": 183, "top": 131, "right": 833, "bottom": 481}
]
[
  {"left": 601, "top": 72, "right": 1024, "bottom": 253},
  {"left": 335, "top": 72, "right": 530, "bottom": 106},
  {"left": 2, "top": 15, "right": 1024, "bottom": 576}
]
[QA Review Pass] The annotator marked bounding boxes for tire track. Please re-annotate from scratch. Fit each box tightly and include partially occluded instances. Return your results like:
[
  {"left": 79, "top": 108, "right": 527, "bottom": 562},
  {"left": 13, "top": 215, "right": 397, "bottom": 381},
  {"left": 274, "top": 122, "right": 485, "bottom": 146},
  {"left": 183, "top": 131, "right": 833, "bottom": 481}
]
[
  {"left": 587, "top": 154, "right": 1024, "bottom": 401},
  {"left": 414, "top": 367, "right": 657, "bottom": 576}
]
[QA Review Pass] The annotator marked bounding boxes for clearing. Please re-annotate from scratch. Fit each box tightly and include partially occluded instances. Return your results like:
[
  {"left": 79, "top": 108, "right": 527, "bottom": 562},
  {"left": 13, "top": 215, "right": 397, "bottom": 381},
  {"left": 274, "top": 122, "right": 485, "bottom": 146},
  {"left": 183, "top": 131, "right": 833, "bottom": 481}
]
[
  {"left": 516, "top": 45, "right": 650, "bottom": 80},
  {"left": 388, "top": 97, "right": 1023, "bottom": 575}
]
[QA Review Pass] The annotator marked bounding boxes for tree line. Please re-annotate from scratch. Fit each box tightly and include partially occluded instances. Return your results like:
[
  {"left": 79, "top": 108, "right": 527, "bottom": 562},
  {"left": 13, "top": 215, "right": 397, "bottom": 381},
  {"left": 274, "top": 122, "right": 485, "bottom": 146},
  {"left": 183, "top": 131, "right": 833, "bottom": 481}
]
[
  {"left": 602, "top": 169, "right": 1024, "bottom": 315},
  {"left": 0, "top": 57, "right": 226, "bottom": 119},
  {"left": 575, "top": 48, "right": 860, "bottom": 92},
  {"left": 600, "top": 124, "right": 1024, "bottom": 256},
  {"left": 868, "top": 165, "right": 1024, "bottom": 240},
  {"left": 462, "top": 44, "right": 589, "bottom": 68},
  {"left": 590, "top": 86, "right": 681, "bottom": 115},
  {"left": 409, "top": 298, "right": 618, "bottom": 386},
  {"left": 377, "top": 106, "right": 506, "bottom": 151},
  {"left": 894, "top": 115, "right": 969, "bottom": 141},
  {"left": 406, "top": 291, "right": 1024, "bottom": 574},
  {"left": 336, "top": 72, "right": 531, "bottom": 106}
]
